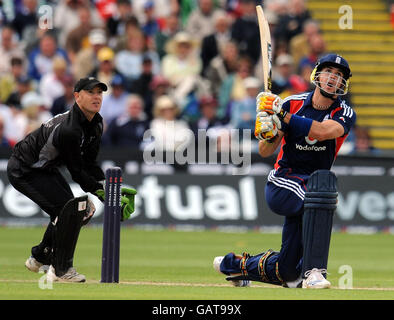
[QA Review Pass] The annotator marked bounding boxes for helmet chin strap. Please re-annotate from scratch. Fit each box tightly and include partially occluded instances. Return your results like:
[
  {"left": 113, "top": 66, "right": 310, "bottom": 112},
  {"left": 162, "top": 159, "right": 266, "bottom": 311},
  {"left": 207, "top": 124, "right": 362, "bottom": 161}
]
[{"left": 319, "top": 88, "right": 337, "bottom": 101}]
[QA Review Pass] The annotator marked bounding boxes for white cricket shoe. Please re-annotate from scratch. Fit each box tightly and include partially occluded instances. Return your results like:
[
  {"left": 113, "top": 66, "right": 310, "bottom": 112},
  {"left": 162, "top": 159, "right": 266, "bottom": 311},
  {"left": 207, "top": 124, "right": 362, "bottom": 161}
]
[
  {"left": 25, "top": 256, "right": 49, "bottom": 273},
  {"left": 213, "top": 256, "right": 251, "bottom": 287},
  {"left": 47, "top": 265, "right": 86, "bottom": 283},
  {"left": 302, "top": 268, "right": 331, "bottom": 289}
]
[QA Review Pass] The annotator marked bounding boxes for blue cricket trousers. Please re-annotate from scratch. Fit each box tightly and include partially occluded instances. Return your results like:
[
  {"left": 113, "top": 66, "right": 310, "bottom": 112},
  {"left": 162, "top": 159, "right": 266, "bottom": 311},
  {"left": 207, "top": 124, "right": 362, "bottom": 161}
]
[{"left": 221, "top": 168, "right": 309, "bottom": 284}]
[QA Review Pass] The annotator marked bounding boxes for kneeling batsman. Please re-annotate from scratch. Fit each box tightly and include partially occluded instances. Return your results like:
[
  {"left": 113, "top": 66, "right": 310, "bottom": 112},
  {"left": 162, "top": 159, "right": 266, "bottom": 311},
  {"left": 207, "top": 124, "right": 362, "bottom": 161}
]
[{"left": 213, "top": 91, "right": 339, "bottom": 289}]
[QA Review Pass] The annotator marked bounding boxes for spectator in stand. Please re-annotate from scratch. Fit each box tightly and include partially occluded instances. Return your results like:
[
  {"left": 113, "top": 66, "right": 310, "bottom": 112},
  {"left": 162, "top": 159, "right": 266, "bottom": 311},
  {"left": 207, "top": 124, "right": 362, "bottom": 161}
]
[
  {"left": 89, "top": 46, "right": 120, "bottom": 92},
  {"left": 290, "top": 19, "right": 321, "bottom": 67},
  {"left": 274, "top": 0, "right": 311, "bottom": 44},
  {"left": 14, "top": 91, "right": 52, "bottom": 141},
  {"left": 272, "top": 53, "right": 294, "bottom": 95},
  {"left": 186, "top": 0, "right": 222, "bottom": 41},
  {"left": 72, "top": 28, "right": 107, "bottom": 80},
  {"left": 0, "top": 26, "right": 25, "bottom": 76},
  {"left": 189, "top": 95, "right": 228, "bottom": 140},
  {"left": 100, "top": 74, "right": 129, "bottom": 126},
  {"left": 0, "top": 114, "right": 13, "bottom": 147},
  {"left": 133, "top": 0, "right": 177, "bottom": 23},
  {"left": 0, "top": 99, "right": 20, "bottom": 144},
  {"left": 39, "top": 56, "right": 69, "bottom": 108},
  {"left": 107, "top": 0, "right": 135, "bottom": 41},
  {"left": 155, "top": 13, "right": 180, "bottom": 59},
  {"left": 112, "top": 16, "right": 140, "bottom": 52},
  {"left": 217, "top": 55, "right": 253, "bottom": 119},
  {"left": 141, "top": 1, "right": 160, "bottom": 38},
  {"left": 130, "top": 55, "right": 154, "bottom": 117},
  {"left": 65, "top": 5, "right": 102, "bottom": 63},
  {"left": 54, "top": 0, "right": 103, "bottom": 49},
  {"left": 0, "top": 1, "right": 8, "bottom": 27},
  {"left": 299, "top": 59, "right": 315, "bottom": 92},
  {"left": 20, "top": 3, "right": 60, "bottom": 56},
  {"left": 272, "top": 53, "right": 309, "bottom": 98},
  {"left": 11, "top": 0, "right": 38, "bottom": 40},
  {"left": 231, "top": 0, "right": 261, "bottom": 64},
  {"left": 351, "top": 126, "right": 380, "bottom": 155},
  {"left": 264, "top": 0, "right": 289, "bottom": 17},
  {"left": 115, "top": 28, "right": 160, "bottom": 87},
  {"left": 5, "top": 75, "right": 32, "bottom": 110},
  {"left": 150, "top": 95, "right": 194, "bottom": 152},
  {"left": 230, "top": 76, "right": 261, "bottom": 132},
  {"left": 161, "top": 31, "right": 202, "bottom": 109},
  {"left": 27, "top": 31, "right": 69, "bottom": 82},
  {"left": 200, "top": 10, "right": 232, "bottom": 76},
  {"left": 205, "top": 40, "right": 239, "bottom": 97},
  {"left": 0, "top": 56, "right": 25, "bottom": 103},
  {"left": 102, "top": 94, "right": 149, "bottom": 148},
  {"left": 297, "top": 32, "right": 327, "bottom": 73},
  {"left": 50, "top": 75, "right": 75, "bottom": 116},
  {"left": 149, "top": 74, "right": 171, "bottom": 119}
]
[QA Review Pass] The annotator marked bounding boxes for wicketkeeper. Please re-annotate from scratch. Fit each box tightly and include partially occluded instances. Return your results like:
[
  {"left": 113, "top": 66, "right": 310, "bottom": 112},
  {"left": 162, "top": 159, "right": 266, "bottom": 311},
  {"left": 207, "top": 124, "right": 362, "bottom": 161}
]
[
  {"left": 214, "top": 54, "right": 356, "bottom": 289},
  {"left": 7, "top": 77, "right": 137, "bottom": 282}
]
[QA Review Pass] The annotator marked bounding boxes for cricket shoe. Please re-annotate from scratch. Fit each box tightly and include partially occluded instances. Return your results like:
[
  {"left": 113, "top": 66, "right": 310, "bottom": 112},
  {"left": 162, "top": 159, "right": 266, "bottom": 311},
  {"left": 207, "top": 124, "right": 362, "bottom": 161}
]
[
  {"left": 302, "top": 268, "right": 330, "bottom": 289},
  {"left": 213, "top": 256, "right": 251, "bottom": 287},
  {"left": 47, "top": 265, "right": 86, "bottom": 283},
  {"left": 25, "top": 256, "right": 49, "bottom": 273}
]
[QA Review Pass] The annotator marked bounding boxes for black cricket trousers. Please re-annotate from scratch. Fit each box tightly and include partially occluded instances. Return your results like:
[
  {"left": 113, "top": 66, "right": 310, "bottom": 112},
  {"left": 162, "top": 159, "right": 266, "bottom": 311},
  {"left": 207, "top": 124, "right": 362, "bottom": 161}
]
[{"left": 7, "top": 155, "right": 74, "bottom": 259}]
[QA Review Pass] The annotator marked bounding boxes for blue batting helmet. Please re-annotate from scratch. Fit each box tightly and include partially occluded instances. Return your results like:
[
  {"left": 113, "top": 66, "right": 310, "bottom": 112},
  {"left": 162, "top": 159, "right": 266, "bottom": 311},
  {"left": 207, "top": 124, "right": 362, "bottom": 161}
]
[{"left": 310, "top": 54, "right": 352, "bottom": 96}]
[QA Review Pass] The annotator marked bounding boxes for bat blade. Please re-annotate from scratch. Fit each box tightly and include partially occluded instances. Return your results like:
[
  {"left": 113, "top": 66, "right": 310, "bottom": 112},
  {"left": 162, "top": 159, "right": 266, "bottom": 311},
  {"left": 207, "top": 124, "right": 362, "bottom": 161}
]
[{"left": 256, "top": 5, "right": 272, "bottom": 93}]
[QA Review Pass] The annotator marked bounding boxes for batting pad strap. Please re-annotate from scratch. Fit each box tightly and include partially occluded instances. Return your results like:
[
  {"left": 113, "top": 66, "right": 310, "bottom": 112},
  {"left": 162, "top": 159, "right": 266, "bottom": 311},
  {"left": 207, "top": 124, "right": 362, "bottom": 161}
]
[
  {"left": 304, "top": 180, "right": 338, "bottom": 211},
  {"left": 258, "top": 249, "right": 277, "bottom": 283},
  {"left": 240, "top": 252, "right": 250, "bottom": 277},
  {"left": 275, "top": 261, "right": 284, "bottom": 285}
]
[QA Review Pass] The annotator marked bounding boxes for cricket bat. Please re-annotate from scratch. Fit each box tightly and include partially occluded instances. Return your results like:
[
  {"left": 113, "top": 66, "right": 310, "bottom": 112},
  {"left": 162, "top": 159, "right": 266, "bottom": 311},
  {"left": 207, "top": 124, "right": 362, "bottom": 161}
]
[
  {"left": 256, "top": 5, "right": 272, "bottom": 92},
  {"left": 255, "top": 5, "right": 275, "bottom": 139}
]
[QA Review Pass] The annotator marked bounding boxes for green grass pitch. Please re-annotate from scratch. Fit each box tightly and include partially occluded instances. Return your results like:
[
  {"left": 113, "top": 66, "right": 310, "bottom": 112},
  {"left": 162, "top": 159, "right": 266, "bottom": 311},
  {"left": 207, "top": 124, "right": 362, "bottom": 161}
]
[{"left": 0, "top": 226, "right": 393, "bottom": 300}]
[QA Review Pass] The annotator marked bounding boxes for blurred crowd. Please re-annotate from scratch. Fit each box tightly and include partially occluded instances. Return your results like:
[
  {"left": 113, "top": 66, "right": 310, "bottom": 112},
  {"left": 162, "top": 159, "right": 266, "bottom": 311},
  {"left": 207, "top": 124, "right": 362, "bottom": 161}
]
[{"left": 0, "top": 0, "right": 366, "bottom": 155}]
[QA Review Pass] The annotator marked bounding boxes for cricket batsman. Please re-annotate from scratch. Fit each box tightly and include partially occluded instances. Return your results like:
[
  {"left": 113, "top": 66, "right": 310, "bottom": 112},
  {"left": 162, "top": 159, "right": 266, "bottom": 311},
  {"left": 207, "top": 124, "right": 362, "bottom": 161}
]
[
  {"left": 7, "top": 77, "right": 137, "bottom": 282},
  {"left": 214, "top": 54, "right": 356, "bottom": 288}
]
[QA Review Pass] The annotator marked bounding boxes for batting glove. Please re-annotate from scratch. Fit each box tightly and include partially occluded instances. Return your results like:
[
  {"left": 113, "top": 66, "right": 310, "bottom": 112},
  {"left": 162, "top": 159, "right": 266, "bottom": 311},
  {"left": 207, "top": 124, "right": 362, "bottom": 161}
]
[
  {"left": 256, "top": 92, "right": 283, "bottom": 114},
  {"left": 255, "top": 111, "right": 281, "bottom": 141}
]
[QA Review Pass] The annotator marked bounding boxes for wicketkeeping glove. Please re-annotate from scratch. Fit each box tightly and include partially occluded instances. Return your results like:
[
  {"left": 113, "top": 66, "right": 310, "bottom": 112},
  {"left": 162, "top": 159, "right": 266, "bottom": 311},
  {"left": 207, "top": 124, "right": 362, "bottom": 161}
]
[
  {"left": 255, "top": 111, "right": 281, "bottom": 141},
  {"left": 120, "top": 187, "right": 137, "bottom": 221},
  {"left": 94, "top": 189, "right": 105, "bottom": 202},
  {"left": 82, "top": 198, "right": 96, "bottom": 225},
  {"left": 256, "top": 91, "right": 283, "bottom": 114}
]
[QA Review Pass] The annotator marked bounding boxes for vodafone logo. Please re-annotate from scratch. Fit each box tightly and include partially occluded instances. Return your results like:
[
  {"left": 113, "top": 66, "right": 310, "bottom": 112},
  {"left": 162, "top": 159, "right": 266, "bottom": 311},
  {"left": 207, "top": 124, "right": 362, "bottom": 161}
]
[{"left": 305, "top": 136, "right": 318, "bottom": 145}]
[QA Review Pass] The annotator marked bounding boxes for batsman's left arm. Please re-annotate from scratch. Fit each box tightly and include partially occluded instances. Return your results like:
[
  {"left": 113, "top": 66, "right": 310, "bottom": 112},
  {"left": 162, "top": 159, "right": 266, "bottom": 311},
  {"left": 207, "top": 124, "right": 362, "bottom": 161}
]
[{"left": 280, "top": 113, "right": 345, "bottom": 141}]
